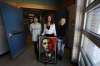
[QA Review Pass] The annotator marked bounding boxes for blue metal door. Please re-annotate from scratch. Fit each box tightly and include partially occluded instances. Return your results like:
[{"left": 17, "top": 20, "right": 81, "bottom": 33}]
[{"left": 1, "top": 4, "right": 26, "bottom": 58}]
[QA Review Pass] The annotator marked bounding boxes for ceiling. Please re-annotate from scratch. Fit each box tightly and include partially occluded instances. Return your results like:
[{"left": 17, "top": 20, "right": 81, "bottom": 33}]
[{"left": 0, "top": 0, "right": 75, "bottom": 10}]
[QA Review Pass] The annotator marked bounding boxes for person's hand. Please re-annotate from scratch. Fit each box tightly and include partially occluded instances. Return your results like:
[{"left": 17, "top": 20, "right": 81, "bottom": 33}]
[{"left": 39, "top": 34, "right": 44, "bottom": 37}]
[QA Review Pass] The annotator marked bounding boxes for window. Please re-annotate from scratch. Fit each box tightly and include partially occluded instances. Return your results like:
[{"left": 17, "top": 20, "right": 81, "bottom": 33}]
[
  {"left": 82, "top": 0, "right": 100, "bottom": 47},
  {"left": 80, "top": 0, "right": 100, "bottom": 66},
  {"left": 86, "top": 0, "right": 95, "bottom": 7},
  {"left": 82, "top": 36, "right": 100, "bottom": 66},
  {"left": 86, "top": 7, "right": 100, "bottom": 35}
]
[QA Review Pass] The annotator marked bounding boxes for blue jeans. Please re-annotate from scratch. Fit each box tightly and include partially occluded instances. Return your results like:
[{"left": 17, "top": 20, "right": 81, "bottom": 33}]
[{"left": 57, "top": 39, "right": 65, "bottom": 57}]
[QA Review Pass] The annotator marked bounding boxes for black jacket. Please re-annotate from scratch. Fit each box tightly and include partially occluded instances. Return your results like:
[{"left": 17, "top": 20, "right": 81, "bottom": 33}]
[{"left": 57, "top": 24, "right": 66, "bottom": 39}]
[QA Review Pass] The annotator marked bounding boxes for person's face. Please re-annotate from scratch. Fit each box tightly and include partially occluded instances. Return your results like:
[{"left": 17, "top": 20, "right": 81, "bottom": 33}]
[
  {"left": 60, "top": 18, "right": 66, "bottom": 26},
  {"left": 30, "top": 19, "right": 33, "bottom": 22},
  {"left": 48, "top": 16, "right": 51, "bottom": 22},
  {"left": 42, "top": 39, "right": 48, "bottom": 49},
  {"left": 34, "top": 17, "right": 38, "bottom": 23}
]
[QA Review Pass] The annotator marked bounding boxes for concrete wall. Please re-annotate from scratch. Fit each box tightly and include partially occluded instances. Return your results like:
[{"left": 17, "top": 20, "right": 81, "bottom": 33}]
[
  {"left": 67, "top": 4, "right": 76, "bottom": 48},
  {"left": 72, "top": 0, "right": 84, "bottom": 62}
]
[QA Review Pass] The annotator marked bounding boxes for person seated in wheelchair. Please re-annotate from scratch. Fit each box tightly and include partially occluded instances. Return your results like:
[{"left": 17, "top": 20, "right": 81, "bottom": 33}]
[
  {"left": 40, "top": 15, "right": 57, "bottom": 62},
  {"left": 41, "top": 37, "right": 57, "bottom": 59}
]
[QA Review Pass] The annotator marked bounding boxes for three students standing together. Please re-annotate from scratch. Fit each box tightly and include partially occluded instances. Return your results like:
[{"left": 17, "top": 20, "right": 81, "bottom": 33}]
[{"left": 30, "top": 15, "right": 67, "bottom": 60}]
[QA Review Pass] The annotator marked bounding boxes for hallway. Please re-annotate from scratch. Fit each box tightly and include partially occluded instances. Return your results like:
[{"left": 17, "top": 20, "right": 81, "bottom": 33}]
[
  {"left": 0, "top": 0, "right": 76, "bottom": 65},
  {"left": 0, "top": 45, "right": 76, "bottom": 66},
  {"left": 1, "top": 0, "right": 100, "bottom": 66}
]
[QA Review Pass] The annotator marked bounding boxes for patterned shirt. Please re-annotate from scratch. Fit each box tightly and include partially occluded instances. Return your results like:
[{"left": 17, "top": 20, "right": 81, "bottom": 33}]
[{"left": 30, "top": 22, "right": 41, "bottom": 41}]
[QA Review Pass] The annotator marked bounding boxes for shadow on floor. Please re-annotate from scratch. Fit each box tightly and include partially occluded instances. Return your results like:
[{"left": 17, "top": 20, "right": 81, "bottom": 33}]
[
  {"left": 0, "top": 35, "right": 77, "bottom": 66},
  {"left": 0, "top": 45, "right": 77, "bottom": 66}
]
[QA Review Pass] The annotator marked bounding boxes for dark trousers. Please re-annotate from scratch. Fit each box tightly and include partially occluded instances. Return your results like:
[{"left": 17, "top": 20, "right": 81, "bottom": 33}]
[{"left": 33, "top": 41, "right": 39, "bottom": 60}]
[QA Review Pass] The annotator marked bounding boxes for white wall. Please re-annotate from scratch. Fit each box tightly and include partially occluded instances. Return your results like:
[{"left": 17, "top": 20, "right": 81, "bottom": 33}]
[{"left": 71, "top": 0, "right": 84, "bottom": 62}]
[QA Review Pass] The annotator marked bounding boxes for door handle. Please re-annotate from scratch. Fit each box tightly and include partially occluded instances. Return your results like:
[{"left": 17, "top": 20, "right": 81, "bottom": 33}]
[
  {"left": 8, "top": 33, "right": 13, "bottom": 38},
  {"left": 12, "top": 31, "right": 24, "bottom": 35},
  {"left": 8, "top": 31, "right": 24, "bottom": 38}
]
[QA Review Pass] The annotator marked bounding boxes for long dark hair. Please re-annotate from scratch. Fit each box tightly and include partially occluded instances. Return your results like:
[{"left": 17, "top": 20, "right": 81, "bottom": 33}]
[{"left": 46, "top": 15, "right": 54, "bottom": 24}]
